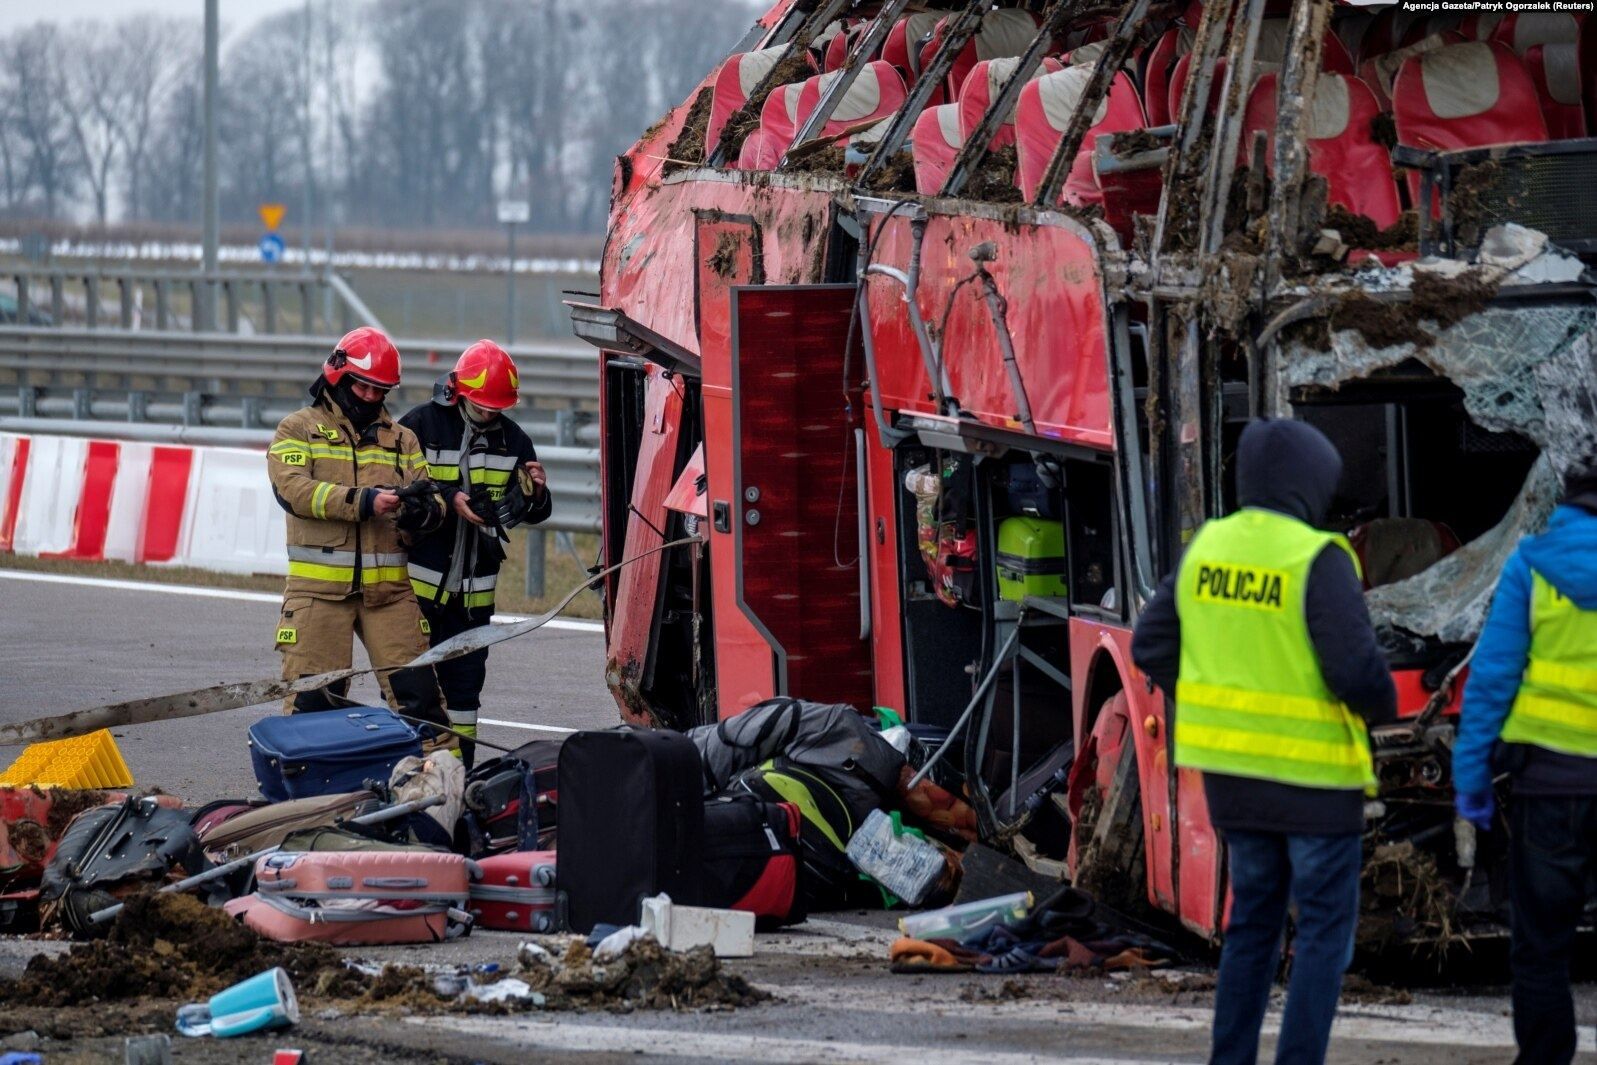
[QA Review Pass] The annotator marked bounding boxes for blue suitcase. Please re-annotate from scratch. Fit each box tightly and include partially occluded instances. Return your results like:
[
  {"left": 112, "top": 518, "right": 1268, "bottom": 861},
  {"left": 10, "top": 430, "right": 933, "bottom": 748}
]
[{"left": 248, "top": 708, "right": 422, "bottom": 802}]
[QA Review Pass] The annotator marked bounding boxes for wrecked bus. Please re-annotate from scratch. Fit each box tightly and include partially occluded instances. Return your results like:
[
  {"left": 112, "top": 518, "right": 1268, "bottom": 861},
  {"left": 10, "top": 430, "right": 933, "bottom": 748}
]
[{"left": 570, "top": 0, "right": 1597, "bottom": 945}]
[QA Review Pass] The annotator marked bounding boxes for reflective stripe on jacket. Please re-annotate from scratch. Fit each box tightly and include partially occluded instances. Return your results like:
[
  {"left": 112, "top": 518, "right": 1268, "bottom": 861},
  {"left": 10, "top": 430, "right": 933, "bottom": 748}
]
[
  {"left": 1173, "top": 508, "right": 1378, "bottom": 794},
  {"left": 1501, "top": 569, "right": 1597, "bottom": 757},
  {"left": 268, "top": 396, "right": 429, "bottom": 606}
]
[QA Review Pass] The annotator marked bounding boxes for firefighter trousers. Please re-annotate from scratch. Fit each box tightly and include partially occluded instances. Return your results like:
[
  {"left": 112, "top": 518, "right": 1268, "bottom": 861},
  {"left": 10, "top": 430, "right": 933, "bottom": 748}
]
[
  {"left": 418, "top": 600, "right": 488, "bottom": 770},
  {"left": 275, "top": 593, "right": 453, "bottom": 744}
]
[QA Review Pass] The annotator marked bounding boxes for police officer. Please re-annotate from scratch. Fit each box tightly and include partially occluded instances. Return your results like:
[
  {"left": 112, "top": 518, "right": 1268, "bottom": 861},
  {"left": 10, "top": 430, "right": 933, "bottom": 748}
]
[
  {"left": 1454, "top": 464, "right": 1597, "bottom": 1065},
  {"left": 267, "top": 327, "right": 452, "bottom": 744},
  {"left": 400, "top": 340, "right": 551, "bottom": 768},
  {"left": 1131, "top": 418, "right": 1396, "bottom": 1065}
]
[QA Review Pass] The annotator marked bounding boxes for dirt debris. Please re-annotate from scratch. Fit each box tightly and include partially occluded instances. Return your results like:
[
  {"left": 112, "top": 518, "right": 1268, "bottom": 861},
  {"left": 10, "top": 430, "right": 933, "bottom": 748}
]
[
  {"left": 706, "top": 230, "right": 744, "bottom": 279},
  {"left": 1409, "top": 268, "right": 1499, "bottom": 330},
  {"left": 1357, "top": 842, "right": 1467, "bottom": 958},
  {"left": 8, "top": 819, "right": 48, "bottom": 864},
  {"left": 0, "top": 892, "right": 343, "bottom": 1008},
  {"left": 719, "top": 55, "right": 815, "bottom": 162},
  {"left": 1323, "top": 206, "right": 1418, "bottom": 252},
  {"left": 1447, "top": 159, "right": 1505, "bottom": 248},
  {"left": 663, "top": 86, "right": 715, "bottom": 174},
  {"left": 1341, "top": 972, "right": 1414, "bottom": 1006},
  {"left": 1110, "top": 128, "right": 1164, "bottom": 157},
  {"left": 42, "top": 788, "right": 110, "bottom": 838},
  {"left": 864, "top": 150, "right": 918, "bottom": 194},
  {"left": 1369, "top": 112, "right": 1399, "bottom": 150},
  {"left": 964, "top": 146, "right": 1024, "bottom": 204}
]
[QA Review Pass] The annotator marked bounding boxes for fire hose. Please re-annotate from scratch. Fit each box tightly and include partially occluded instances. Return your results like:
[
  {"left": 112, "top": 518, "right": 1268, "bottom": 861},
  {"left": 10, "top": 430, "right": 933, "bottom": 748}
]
[{"left": 0, "top": 536, "right": 703, "bottom": 749}]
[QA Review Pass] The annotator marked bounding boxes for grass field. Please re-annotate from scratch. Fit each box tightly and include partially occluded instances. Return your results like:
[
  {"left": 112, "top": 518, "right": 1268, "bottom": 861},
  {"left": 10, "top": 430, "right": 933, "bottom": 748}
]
[{"left": 0, "top": 529, "right": 605, "bottom": 620}]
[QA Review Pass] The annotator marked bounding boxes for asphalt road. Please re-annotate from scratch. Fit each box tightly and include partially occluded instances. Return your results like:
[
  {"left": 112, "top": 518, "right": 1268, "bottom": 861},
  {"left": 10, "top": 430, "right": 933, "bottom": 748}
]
[
  {"left": 0, "top": 570, "right": 618, "bottom": 800},
  {"left": 1, "top": 569, "right": 1593, "bottom": 1063}
]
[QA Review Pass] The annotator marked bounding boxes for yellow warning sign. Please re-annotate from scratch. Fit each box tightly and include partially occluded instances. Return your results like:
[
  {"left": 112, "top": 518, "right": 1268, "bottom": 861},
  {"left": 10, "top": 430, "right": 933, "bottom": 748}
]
[{"left": 258, "top": 202, "right": 287, "bottom": 231}]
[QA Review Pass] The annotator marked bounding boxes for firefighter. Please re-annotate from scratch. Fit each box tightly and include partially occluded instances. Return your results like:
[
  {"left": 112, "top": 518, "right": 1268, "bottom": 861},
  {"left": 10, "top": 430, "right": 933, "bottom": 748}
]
[
  {"left": 1131, "top": 418, "right": 1396, "bottom": 1065},
  {"left": 1453, "top": 463, "right": 1597, "bottom": 1065},
  {"left": 399, "top": 340, "right": 551, "bottom": 768},
  {"left": 267, "top": 327, "right": 453, "bottom": 745}
]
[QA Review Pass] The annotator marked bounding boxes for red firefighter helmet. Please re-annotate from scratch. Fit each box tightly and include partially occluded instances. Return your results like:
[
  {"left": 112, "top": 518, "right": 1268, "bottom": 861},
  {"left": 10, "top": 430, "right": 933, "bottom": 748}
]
[
  {"left": 450, "top": 340, "right": 520, "bottom": 410},
  {"left": 323, "top": 327, "right": 401, "bottom": 389}
]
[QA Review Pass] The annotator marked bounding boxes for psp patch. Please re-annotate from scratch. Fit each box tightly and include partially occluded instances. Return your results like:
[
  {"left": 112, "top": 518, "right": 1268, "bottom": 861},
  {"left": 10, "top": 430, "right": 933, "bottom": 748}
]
[
  {"left": 1192, "top": 562, "right": 1288, "bottom": 610},
  {"left": 419, "top": 618, "right": 431, "bottom": 635},
  {"left": 278, "top": 451, "right": 307, "bottom": 467},
  {"left": 275, "top": 627, "right": 298, "bottom": 645}
]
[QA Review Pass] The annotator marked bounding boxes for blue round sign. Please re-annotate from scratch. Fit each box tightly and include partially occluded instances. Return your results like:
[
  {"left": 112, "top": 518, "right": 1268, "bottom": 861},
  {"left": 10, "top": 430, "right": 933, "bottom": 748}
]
[{"left": 259, "top": 233, "right": 285, "bottom": 263}]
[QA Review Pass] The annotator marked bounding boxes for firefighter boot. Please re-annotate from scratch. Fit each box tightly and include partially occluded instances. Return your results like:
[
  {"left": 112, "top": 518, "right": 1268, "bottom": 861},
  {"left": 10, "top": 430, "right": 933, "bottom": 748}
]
[
  {"left": 276, "top": 595, "right": 358, "bottom": 713},
  {"left": 357, "top": 597, "right": 457, "bottom": 753}
]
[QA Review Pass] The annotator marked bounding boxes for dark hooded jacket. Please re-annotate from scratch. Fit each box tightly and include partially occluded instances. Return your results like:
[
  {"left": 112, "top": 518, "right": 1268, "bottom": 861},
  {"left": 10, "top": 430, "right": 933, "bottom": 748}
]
[{"left": 1131, "top": 419, "right": 1398, "bottom": 836}]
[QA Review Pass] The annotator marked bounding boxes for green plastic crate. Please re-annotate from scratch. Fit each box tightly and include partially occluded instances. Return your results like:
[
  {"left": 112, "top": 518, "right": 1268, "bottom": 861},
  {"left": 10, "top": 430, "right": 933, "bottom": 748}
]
[{"left": 996, "top": 517, "right": 1068, "bottom": 602}]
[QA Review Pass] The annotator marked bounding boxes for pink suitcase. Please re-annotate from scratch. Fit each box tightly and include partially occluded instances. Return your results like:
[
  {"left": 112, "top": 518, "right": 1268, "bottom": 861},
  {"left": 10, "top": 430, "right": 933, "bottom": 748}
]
[
  {"left": 469, "top": 850, "right": 561, "bottom": 932},
  {"left": 224, "top": 850, "right": 472, "bottom": 945}
]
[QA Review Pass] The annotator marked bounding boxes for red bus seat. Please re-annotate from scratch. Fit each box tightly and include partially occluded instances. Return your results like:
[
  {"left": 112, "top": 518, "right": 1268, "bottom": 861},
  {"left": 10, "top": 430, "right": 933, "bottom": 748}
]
[
  {"left": 959, "top": 56, "right": 1065, "bottom": 150},
  {"left": 1144, "top": 27, "right": 1192, "bottom": 126},
  {"left": 1393, "top": 41, "right": 1550, "bottom": 151},
  {"left": 1015, "top": 67, "right": 1145, "bottom": 204},
  {"left": 912, "top": 103, "right": 964, "bottom": 194},
  {"left": 1359, "top": 31, "right": 1466, "bottom": 111},
  {"left": 737, "top": 126, "right": 787, "bottom": 170},
  {"left": 1399, "top": 15, "right": 1463, "bottom": 48},
  {"left": 920, "top": 9, "right": 1042, "bottom": 101},
  {"left": 794, "top": 61, "right": 909, "bottom": 143},
  {"left": 706, "top": 47, "right": 816, "bottom": 160},
  {"left": 1167, "top": 21, "right": 1352, "bottom": 121},
  {"left": 1490, "top": 13, "right": 1584, "bottom": 55},
  {"left": 1243, "top": 72, "right": 1402, "bottom": 228},
  {"left": 883, "top": 11, "right": 945, "bottom": 104},
  {"left": 1523, "top": 43, "right": 1586, "bottom": 139}
]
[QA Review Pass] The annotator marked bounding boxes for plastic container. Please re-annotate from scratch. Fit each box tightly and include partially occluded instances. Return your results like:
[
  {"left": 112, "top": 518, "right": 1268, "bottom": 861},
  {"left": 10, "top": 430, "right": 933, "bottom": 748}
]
[
  {"left": 845, "top": 809, "right": 946, "bottom": 906},
  {"left": 897, "top": 891, "right": 1033, "bottom": 941}
]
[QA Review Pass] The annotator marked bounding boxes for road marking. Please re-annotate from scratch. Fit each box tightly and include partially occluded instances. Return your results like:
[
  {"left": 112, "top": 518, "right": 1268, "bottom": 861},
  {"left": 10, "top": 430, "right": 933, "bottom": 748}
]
[
  {"left": 479, "top": 718, "right": 576, "bottom": 734},
  {"left": 418, "top": 1017, "right": 1180, "bottom": 1064},
  {"left": 0, "top": 570, "right": 605, "bottom": 633}
]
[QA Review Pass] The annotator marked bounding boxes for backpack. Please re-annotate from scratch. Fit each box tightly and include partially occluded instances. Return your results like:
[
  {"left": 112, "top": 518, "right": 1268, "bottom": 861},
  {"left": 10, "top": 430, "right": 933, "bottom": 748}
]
[{"left": 732, "top": 759, "right": 880, "bottom": 911}]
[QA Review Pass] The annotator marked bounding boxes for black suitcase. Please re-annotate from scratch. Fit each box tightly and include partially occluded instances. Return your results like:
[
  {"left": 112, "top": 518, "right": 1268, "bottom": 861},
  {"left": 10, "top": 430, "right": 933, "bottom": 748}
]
[
  {"left": 702, "top": 794, "right": 806, "bottom": 929},
  {"left": 557, "top": 728, "right": 704, "bottom": 933}
]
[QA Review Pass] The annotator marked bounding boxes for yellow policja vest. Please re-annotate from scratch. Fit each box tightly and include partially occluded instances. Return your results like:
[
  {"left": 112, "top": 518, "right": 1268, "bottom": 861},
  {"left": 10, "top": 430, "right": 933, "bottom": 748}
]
[
  {"left": 1500, "top": 570, "right": 1597, "bottom": 757},
  {"left": 1173, "top": 508, "right": 1377, "bottom": 793}
]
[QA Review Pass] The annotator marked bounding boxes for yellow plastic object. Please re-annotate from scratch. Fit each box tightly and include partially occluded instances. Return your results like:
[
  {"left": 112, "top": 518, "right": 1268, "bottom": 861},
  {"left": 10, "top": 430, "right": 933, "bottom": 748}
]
[{"left": 0, "top": 729, "right": 134, "bottom": 789}]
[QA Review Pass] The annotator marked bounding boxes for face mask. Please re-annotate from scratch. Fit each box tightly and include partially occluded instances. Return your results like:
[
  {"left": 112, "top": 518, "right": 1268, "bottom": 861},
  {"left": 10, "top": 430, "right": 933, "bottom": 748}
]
[
  {"left": 332, "top": 378, "right": 385, "bottom": 429},
  {"left": 462, "top": 399, "right": 499, "bottom": 426}
]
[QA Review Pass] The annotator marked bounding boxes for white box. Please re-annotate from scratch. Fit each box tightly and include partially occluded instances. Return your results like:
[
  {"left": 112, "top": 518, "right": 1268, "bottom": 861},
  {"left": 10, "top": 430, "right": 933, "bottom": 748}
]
[{"left": 639, "top": 894, "right": 755, "bottom": 958}]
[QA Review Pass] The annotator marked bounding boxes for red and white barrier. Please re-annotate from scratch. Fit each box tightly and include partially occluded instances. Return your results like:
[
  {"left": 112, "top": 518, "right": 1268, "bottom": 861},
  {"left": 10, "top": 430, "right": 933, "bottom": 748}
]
[{"left": 0, "top": 432, "right": 288, "bottom": 577}]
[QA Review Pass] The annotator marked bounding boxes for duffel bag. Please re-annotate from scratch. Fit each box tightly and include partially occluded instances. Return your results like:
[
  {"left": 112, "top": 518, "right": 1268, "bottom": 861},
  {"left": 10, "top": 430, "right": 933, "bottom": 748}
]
[
  {"left": 702, "top": 793, "right": 805, "bottom": 929},
  {"left": 198, "top": 790, "right": 378, "bottom": 861},
  {"left": 461, "top": 738, "right": 561, "bottom": 856}
]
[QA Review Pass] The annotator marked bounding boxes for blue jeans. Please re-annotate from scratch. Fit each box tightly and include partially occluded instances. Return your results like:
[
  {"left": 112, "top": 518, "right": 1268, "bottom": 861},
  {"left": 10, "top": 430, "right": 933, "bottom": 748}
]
[{"left": 1211, "top": 830, "right": 1362, "bottom": 1065}]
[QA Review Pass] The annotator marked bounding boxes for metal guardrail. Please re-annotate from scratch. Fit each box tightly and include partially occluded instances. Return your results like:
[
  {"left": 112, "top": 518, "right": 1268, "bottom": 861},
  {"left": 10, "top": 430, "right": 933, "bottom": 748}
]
[{"left": 0, "top": 326, "right": 598, "bottom": 406}]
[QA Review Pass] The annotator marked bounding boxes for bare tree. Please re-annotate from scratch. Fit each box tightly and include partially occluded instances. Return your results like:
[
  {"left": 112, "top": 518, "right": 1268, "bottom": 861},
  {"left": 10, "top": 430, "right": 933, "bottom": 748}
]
[
  {"left": 116, "top": 17, "right": 187, "bottom": 221},
  {"left": 3, "top": 24, "right": 81, "bottom": 218},
  {"left": 62, "top": 22, "right": 137, "bottom": 225}
]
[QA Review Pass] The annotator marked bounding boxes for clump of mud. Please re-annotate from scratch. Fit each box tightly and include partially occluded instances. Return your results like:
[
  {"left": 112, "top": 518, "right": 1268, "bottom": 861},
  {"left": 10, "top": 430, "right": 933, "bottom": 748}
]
[
  {"left": 1341, "top": 972, "right": 1413, "bottom": 1006},
  {"left": 1369, "top": 112, "right": 1398, "bottom": 150},
  {"left": 718, "top": 55, "right": 815, "bottom": 162},
  {"left": 0, "top": 892, "right": 342, "bottom": 1007},
  {"left": 864, "top": 151, "right": 918, "bottom": 194},
  {"left": 528, "top": 936, "right": 767, "bottom": 1012},
  {"left": 1357, "top": 842, "right": 1466, "bottom": 958},
  {"left": 42, "top": 788, "right": 110, "bottom": 838},
  {"left": 1110, "top": 129, "right": 1164, "bottom": 157},
  {"left": 1324, "top": 205, "right": 1418, "bottom": 252},
  {"left": 1447, "top": 160, "right": 1505, "bottom": 247},
  {"left": 964, "top": 146, "right": 1024, "bottom": 204},
  {"left": 706, "top": 230, "right": 745, "bottom": 279},
  {"left": 663, "top": 86, "right": 715, "bottom": 173}
]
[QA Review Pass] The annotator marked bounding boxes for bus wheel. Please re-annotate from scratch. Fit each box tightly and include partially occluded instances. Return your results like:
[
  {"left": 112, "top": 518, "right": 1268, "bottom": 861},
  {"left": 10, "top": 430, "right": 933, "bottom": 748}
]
[{"left": 1074, "top": 693, "right": 1149, "bottom": 914}]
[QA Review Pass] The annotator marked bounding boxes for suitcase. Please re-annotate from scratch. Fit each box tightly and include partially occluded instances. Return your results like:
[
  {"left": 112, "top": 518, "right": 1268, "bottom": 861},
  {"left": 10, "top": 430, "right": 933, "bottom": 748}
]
[
  {"left": 225, "top": 850, "right": 471, "bottom": 945},
  {"left": 248, "top": 708, "right": 421, "bottom": 802},
  {"left": 995, "top": 516, "right": 1068, "bottom": 602},
  {"left": 198, "top": 791, "right": 378, "bottom": 861},
  {"left": 461, "top": 738, "right": 563, "bottom": 856},
  {"left": 558, "top": 728, "right": 704, "bottom": 933},
  {"left": 702, "top": 794, "right": 805, "bottom": 928},
  {"left": 468, "top": 850, "right": 562, "bottom": 932}
]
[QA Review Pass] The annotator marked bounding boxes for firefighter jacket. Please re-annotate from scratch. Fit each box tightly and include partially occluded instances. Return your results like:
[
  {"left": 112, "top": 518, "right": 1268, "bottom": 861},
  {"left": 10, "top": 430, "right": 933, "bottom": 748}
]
[
  {"left": 399, "top": 398, "right": 553, "bottom": 621},
  {"left": 268, "top": 395, "right": 434, "bottom": 607}
]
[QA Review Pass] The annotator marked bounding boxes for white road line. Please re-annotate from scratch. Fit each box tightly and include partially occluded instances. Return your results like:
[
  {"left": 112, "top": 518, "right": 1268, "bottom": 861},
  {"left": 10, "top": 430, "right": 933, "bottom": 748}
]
[
  {"left": 419, "top": 1017, "right": 1181, "bottom": 1064},
  {"left": 479, "top": 718, "right": 576, "bottom": 734},
  {"left": 0, "top": 570, "right": 606, "bottom": 633}
]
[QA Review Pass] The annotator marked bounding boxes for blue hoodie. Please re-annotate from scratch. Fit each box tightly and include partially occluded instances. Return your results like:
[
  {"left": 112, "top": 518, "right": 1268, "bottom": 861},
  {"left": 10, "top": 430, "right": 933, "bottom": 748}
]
[{"left": 1454, "top": 502, "right": 1597, "bottom": 797}]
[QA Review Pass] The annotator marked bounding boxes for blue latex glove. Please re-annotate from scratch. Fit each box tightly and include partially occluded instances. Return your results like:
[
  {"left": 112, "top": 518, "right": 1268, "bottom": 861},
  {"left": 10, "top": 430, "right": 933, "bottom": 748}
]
[{"left": 1456, "top": 789, "right": 1495, "bottom": 830}]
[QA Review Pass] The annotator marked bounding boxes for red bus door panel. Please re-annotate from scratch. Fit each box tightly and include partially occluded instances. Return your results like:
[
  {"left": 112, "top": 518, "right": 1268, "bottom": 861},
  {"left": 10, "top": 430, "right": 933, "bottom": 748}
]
[{"left": 730, "top": 284, "right": 874, "bottom": 712}]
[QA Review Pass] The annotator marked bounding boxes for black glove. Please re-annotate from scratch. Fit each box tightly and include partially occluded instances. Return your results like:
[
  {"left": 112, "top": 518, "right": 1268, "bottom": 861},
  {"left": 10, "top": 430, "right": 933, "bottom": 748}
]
[
  {"left": 394, "top": 479, "right": 446, "bottom": 534},
  {"left": 492, "top": 465, "right": 545, "bottom": 530}
]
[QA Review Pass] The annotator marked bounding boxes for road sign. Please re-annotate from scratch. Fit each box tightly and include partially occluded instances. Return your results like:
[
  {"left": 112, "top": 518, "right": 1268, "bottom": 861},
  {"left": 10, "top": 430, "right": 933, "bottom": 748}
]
[
  {"left": 258, "top": 203, "right": 286, "bottom": 231},
  {"left": 259, "top": 233, "right": 285, "bottom": 263},
  {"left": 497, "top": 200, "right": 530, "bottom": 225}
]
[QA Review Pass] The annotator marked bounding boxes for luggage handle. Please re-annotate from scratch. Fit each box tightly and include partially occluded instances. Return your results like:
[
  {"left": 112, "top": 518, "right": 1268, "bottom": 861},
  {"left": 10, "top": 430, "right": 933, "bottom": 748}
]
[{"left": 362, "top": 877, "right": 428, "bottom": 889}]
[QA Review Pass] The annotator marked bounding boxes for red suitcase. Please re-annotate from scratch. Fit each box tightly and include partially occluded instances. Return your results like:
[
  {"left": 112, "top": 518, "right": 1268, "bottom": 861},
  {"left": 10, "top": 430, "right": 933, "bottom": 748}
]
[
  {"left": 225, "top": 850, "right": 471, "bottom": 945},
  {"left": 468, "top": 850, "right": 561, "bottom": 932}
]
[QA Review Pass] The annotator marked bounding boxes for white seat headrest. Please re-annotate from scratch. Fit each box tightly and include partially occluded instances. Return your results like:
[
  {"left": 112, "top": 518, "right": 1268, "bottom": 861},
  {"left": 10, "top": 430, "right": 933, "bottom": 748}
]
[
  {"left": 1420, "top": 43, "right": 1502, "bottom": 120},
  {"left": 738, "top": 47, "right": 787, "bottom": 98},
  {"left": 1037, "top": 66, "right": 1110, "bottom": 133},
  {"left": 975, "top": 10, "right": 1040, "bottom": 61},
  {"left": 1511, "top": 13, "right": 1580, "bottom": 53},
  {"left": 1540, "top": 42, "right": 1581, "bottom": 106},
  {"left": 1307, "top": 74, "right": 1352, "bottom": 139}
]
